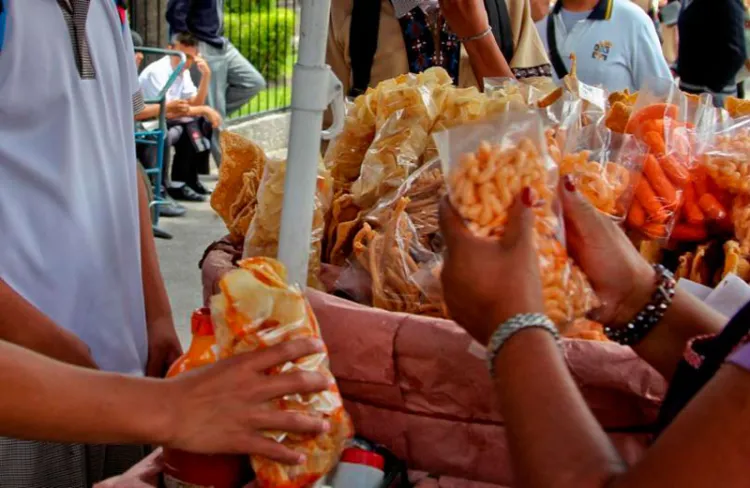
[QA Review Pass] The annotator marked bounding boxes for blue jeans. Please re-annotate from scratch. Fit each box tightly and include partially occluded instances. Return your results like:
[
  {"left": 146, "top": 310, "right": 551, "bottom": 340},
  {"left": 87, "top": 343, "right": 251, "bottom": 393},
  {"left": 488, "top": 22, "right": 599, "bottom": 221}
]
[{"left": 196, "top": 41, "right": 266, "bottom": 165}]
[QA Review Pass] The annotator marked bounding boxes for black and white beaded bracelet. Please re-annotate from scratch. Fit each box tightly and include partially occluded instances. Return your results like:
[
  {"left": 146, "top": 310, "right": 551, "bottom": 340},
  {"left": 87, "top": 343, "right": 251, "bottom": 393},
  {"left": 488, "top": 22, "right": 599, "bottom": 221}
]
[{"left": 603, "top": 264, "right": 676, "bottom": 346}]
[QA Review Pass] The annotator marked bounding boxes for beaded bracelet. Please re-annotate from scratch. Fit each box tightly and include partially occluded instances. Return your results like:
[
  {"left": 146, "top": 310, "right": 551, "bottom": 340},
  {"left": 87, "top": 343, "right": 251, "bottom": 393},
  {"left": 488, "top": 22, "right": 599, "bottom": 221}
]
[{"left": 603, "top": 264, "right": 676, "bottom": 346}]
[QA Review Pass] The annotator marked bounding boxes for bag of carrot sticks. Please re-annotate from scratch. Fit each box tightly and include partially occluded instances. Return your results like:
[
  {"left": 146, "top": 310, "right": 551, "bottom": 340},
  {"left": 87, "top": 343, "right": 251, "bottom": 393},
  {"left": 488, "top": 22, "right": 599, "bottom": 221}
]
[
  {"left": 560, "top": 123, "right": 645, "bottom": 222},
  {"left": 623, "top": 79, "right": 695, "bottom": 240},
  {"left": 435, "top": 110, "right": 598, "bottom": 329}
]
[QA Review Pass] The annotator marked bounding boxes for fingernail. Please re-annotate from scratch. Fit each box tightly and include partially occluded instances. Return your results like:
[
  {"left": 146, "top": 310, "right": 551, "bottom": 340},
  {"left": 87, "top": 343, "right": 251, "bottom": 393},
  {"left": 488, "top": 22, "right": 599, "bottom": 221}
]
[
  {"left": 521, "top": 187, "right": 533, "bottom": 207},
  {"left": 310, "top": 339, "right": 325, "bottom": 352},
  {"left": 321, "top": 421, "right": 331, "bottom": 432},
  {"left": 563, "top": 175, "right": 576, "bottom": 192},
  {"left": 297, "top": 454, "right": 307, "bottom": 465}
]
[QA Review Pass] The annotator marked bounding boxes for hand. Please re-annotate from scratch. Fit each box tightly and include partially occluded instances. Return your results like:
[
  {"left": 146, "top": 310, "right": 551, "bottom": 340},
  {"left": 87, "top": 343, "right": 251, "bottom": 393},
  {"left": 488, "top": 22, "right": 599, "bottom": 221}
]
[
  {"left": 560, "top": 176, "right": 655, "bottom": 328},
  {"left": 439, "top": 191, "right": 544, "bottom": 345},
  {"left": 146, "top": 318, "right": 183, "bottom": 378},
  {"left": 93, "top": 448, "right": 163, "bottom": 488},
  {"left": 195, "top": 56, "right": 211, "bottom": 77},
  {"left": 165, "top": 99, "right": 190, "bottom": 118},
  {"left": 203, "top": 107, "right": 223, "bottom": 129},
  {"left": 439, "top": 0, "right": 490, "bottom": 38},
  {"left": 162, "top": 338, "right": 331, "bottom": 464}
]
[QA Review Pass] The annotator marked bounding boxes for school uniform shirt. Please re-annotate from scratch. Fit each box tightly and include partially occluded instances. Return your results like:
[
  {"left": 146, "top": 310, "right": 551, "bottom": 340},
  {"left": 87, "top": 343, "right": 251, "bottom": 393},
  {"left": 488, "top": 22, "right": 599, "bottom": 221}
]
[
  {"left": 536, "top": 0, "right": 673, "bottom": 92},
  {"left": 139, "top": 55, "right": 198, "bottom": 102},
  {"left": 326, "top": 0, "right": 553, "bottom": 94},
  {"left": 0, "top": 0, "right": 148, "bottom": 376}
]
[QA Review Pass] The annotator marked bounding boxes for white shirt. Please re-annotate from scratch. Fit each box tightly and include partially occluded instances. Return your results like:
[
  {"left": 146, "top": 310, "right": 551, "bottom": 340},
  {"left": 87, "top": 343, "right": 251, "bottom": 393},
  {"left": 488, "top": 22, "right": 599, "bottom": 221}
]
[
  {"left": 536, "top": 0, "right": 672, "bottom": 92},
  {"left": 0, "top": 0, "right": 148, "bottom": 375},
  {"left": 139, "top": 55, "right": 198, "bottom": 102}
]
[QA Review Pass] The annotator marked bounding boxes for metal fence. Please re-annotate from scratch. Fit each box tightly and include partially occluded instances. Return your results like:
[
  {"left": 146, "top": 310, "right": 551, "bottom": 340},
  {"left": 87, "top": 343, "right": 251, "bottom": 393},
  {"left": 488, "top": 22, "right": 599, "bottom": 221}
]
[{"left": 129, "top": 0, "right": 299, "bottom": 121}]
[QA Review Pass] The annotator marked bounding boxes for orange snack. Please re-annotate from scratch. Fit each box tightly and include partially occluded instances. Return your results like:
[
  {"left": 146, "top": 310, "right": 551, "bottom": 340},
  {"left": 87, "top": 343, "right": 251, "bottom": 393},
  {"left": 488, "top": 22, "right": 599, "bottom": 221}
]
[
  {"left": 682, "top": 182, "right": 705, "bottom": 225},
  {"left": 447, "top": 137, "right": 598, "bottom": 326},
  {"left": 625, "top": 103, "right": 679, "bottom": 134},
  {"left": 558, "top": 149, "right": 632, "bottom": 219},
  {"left": 643, "top": 222, "right": 668, "bottom": 238},
  {"left": 698, "top": 193, "right": 728, "bottom": 221},
  {"left": 671, "top": 223, "right": 708, "bottom": 242},
  {"left": 211, "top": 257, "right": 353, "bottom": 488},
  {"left": 635, "top": 178, "right": 669, "bottom": 223},
  {"left": 701, "top": 127, "right": 750, "bottom": 196},
  {"left": 627, "top": 200, "right": 646, "bottom": 228},
  {"left": 643, "top": 131, "right": 667, "bottom": 155},
  {"left": 643, "top": 154, "right": 677, "bottom": 204},
  {"left": 659, "top": 155, "right": 690, "bottom": 185}
]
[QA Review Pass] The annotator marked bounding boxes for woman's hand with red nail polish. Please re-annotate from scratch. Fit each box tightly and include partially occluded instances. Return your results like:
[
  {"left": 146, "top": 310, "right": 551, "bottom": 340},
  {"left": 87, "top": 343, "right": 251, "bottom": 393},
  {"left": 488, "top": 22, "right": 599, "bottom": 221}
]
[
  {"left": 439, "top": 191, "right": 545, "bottom": 345},
  {"left": 560, "top": 178, "right": 655, "bottom": 328}
]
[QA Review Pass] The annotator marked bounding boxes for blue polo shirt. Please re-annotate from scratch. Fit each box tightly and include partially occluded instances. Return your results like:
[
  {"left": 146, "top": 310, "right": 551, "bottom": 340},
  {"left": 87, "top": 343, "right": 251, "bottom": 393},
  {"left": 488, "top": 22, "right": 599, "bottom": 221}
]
[{"left": 536, "top": 0, "right": 673, "bottom": 92}]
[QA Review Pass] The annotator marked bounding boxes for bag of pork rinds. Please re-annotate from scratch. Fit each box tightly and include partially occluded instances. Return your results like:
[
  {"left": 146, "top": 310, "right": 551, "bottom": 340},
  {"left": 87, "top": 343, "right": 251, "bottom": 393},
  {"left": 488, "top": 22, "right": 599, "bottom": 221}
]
[
  {"left": 560, "top": 123, "right": 645, "bottom": 222},
  {"left": 622, "top": 78, "right": 697, "bottom": 241},
  {"left": 434, "top": 110, "right": 599, "bottom": 329}
]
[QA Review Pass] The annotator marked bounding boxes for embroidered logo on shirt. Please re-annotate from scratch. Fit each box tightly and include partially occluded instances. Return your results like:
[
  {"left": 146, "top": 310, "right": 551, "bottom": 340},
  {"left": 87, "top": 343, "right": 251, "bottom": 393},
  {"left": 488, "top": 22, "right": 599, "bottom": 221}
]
[{"left": 591, "top": 40, "right": 612, "bottom": 61}]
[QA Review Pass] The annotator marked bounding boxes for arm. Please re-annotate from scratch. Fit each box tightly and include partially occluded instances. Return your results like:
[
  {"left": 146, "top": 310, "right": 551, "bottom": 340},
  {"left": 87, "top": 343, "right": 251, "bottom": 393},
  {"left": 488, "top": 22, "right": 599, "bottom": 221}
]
[
  {"left": 188, "top": 59, "right": 210, "bottom": 107},
  {"left": 137, "top": 171, "right": 182, "bottom": 377},
  {"left": 134, "top": 103, "right": 161, "bottom": 121},
  {"left": 166, "top": 0, "right": 191, "bottom": 35},
  {"left": 463, "top": 35, "right": 515, "bottom": 85},
  {"left": 0, "top": 280, "right": 97, "bottom": 368}
]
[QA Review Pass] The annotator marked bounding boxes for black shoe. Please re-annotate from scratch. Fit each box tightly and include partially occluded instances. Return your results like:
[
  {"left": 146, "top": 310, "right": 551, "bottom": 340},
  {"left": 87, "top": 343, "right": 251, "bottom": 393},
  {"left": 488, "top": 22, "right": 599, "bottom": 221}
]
[
  {"left": 152, "top": 226, "right": 173, "bottom": 240},
  {"left": 168, "top": 184, "right": 205, "bottom": 202},
  {"left": 189, "top": 180, "right": 213, "bottom": 196},
  {"left": 158, "top": 198, "right": 188, "bottom": 218}
]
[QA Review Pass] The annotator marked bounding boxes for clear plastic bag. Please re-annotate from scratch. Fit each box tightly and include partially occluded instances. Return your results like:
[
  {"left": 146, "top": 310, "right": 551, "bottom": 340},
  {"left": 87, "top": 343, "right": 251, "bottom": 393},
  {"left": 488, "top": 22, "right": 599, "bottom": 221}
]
[
  {"left": 243, "top": 158, "right": 333, "bottom": 289},
  {"left": 350, "top": 71, "right": 446, "bottom": 207},
  {"left": 623, "top": 80, "right": 695, "bottom": 240},
  {"left": 210, "top": 257, "right": 353, "bottom": 488},
  {"left": 436, "top": 110, "right": 598, "bottom": 327},
  {"left": 700, "top": 116, "right": 750, "bottom": 196},
  {"left": 560, "top": 124, "right": 645, "bottom": 221}
]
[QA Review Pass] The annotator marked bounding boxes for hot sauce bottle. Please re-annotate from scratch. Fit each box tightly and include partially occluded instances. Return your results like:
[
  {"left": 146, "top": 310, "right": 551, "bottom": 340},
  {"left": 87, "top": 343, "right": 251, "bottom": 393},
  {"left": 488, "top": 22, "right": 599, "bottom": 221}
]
[{"left": 163, "top": 308, "right": 251, "bottom": 488}]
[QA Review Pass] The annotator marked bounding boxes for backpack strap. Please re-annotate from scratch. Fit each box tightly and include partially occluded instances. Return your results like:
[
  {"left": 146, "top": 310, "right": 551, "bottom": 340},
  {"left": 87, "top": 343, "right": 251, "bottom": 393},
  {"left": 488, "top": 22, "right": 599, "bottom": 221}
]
[
  {"left": 546, "top": 13, "right": 569, "bottom": 79},
  {"left": 349, "top": 0, "right": 382, "bottom": 97},
  {"left": 0, "top": 0, "right": 7, "bottom": 52},
  {"left": 484, "top": 0, "right": 514, "bottom": 63}
]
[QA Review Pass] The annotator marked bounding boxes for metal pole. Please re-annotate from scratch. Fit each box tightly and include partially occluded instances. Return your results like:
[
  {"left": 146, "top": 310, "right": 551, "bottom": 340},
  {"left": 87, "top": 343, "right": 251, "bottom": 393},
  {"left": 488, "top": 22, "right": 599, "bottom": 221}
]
[{"left": 277, "top": 0, "right": 333, "bottom": 286}]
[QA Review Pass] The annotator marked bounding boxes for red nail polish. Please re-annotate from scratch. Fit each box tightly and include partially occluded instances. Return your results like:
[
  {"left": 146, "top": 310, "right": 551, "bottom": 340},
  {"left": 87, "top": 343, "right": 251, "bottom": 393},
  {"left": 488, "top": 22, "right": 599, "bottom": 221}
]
[
  {"left": 563, "top": 175, "right": 576, "bottom": 192},
  {"left": 521, "top": 187, "right": 533, "bottom": 207}
]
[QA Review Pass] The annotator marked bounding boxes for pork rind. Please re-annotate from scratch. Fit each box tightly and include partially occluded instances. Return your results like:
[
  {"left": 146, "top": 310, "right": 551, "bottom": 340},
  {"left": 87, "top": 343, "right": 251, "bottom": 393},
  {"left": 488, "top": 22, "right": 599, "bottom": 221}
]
[
  {"left": 210, "top": 257, "right": 353, "bottom": 488},
  {"left": 350, "top": 69, "right": 449, "bottom": 207},
  {"left": 700, "top": 117, "right": 750, "bottom": 196},
  {"left": 560, "top": 124, "right": 644, "bottom": 221},
  {"left": 211, "top": 132, "right": 267, "bottom": 241},
  {"left": 243, "top": 158, "right": 333, "bottom": 289},
  {"left": 437, "top": 110, "right": 598, "bottom": 327}
]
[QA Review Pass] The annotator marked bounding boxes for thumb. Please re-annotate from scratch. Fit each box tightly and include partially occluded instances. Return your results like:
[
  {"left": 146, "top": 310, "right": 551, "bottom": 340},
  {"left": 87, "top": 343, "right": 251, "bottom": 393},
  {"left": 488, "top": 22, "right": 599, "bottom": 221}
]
[
  {"left": 560, "top": 175, "right": 602, "bottom": 236},
  {"left": 438, "top": 195, "right": 474, "bottom": 250},
  {"left": 501, "top": 187, "right": 535, "bottom": 248}
]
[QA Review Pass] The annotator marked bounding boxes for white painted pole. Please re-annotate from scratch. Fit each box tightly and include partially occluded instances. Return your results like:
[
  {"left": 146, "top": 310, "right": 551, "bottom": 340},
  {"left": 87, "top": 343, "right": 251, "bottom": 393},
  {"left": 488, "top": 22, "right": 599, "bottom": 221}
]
[{"left": 277, "top": 0, "right": 335, "bottom": 286}]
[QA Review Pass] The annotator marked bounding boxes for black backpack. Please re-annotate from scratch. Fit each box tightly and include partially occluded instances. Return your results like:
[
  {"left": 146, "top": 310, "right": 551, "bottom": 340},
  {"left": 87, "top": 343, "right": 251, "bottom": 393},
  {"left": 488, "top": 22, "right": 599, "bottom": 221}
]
[{"left": 348, "top": 0, "right": 515, "bottom": 96}]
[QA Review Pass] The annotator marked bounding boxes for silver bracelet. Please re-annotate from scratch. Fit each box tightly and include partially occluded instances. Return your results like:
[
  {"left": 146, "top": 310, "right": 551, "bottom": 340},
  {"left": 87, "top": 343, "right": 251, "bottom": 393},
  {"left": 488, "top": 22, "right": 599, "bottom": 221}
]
[
  {"left": 458, "top": 27, "right": 493, "bottom": 43},
  {"left": 487, "top": 313, "right": 560, "bottom": 377}
]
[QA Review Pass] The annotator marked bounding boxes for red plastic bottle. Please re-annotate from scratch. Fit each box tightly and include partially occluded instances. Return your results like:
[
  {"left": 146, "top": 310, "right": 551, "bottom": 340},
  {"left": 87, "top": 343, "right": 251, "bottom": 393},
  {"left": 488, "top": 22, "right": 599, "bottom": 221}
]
[{"left": 163, "top": 308, "right": 250, "bottom": 488}]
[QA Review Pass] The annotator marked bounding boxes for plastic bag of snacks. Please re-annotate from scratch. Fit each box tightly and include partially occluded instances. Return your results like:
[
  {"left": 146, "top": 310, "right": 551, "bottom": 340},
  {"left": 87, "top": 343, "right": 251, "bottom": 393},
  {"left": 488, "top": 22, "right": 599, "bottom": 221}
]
[
  {"left": 560, "top": 123, "right": 645, "bottom": 221},
  {"left": 335, "top": 197, "right": 448, "bottom": 317},
  {"left": 350, "top": 69, "right": 450, "bottom": 207},
  {"left": 436, "top": 110, "right": 599, "bottom": 327},
  {"left": 243, "top": 158, "right": 333, "bottom": 289},
  {"left": 623, "top": 80, "right": 694, "bottom": 240},
  {"left": 210, "top": 257, "right": 353, "bottom": 488},
  {"left": 700, "top": 116, "right": 750, "bottom": 196},
  {"left": 324, "top": 92, "right": 378, "bottom": 194}
]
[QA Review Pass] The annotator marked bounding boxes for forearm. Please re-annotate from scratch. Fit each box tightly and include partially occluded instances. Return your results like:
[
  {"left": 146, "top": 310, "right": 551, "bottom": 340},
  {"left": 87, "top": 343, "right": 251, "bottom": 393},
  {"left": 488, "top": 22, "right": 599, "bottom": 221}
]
[
  {"left": 188, "top": 105, "right": 207, "bottom": 118},
  {"left": 135, "top": 104, "right": 161, "bottom": 121},
  {"left": 0, "top": 280, "right": 96, "bottom": 368},
  {"left": 632, "top": 289, "right": 725, "bottom": 380},
  {"left": 137, "top": 172, "right": 173, "bottom": 327},
  {"left": 494, "top": 329, "right": 626, "bottom": 488},
  {"left": 191, "top": 78, "right": 210, "bottom": 107},
  {"left": 463, "top": 35, "right": 514, "bottom": 88},
  {"left": 0, "top": 339, "right": 171, "bottom": 445}
]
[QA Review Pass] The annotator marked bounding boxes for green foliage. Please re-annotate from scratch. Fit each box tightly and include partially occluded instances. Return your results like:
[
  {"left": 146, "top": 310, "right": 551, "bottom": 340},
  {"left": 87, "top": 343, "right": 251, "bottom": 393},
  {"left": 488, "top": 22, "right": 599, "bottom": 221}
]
[
  {"left": 224, "top": 0, "right": 276, "bottom": 14},
  {"left": 224, "top": 8, "right": 296, "bottom": 84}
]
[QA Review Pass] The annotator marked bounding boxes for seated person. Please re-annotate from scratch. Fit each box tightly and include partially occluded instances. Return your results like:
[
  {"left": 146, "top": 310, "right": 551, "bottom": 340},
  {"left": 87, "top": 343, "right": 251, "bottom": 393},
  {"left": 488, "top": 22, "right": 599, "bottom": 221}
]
[
  {"left": 535, "top": 0, "right": 673, "bottom": 93},
  {"left": 327, "top": 0, "right": 553, "bottom": 97},
  {"left": 138, "top": 32, "right": 222, "bottom": 202},
  {"left": 132, "top": 31, "right": 190, "bottom": 220}
]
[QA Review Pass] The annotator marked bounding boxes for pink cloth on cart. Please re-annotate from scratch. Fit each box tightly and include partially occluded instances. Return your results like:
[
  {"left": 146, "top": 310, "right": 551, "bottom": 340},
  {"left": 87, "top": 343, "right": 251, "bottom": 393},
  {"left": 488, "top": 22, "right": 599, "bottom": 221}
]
[{"left": 201, "top": 241, "right": 667, "bottom": 487}]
